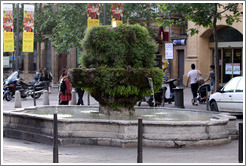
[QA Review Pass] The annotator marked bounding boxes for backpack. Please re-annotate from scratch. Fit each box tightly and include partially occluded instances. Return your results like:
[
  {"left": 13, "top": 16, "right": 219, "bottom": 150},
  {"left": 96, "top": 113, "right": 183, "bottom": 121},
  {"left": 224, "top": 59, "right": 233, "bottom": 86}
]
[{"left": 60, "top": 77, "right": 67, "bottom": 94}]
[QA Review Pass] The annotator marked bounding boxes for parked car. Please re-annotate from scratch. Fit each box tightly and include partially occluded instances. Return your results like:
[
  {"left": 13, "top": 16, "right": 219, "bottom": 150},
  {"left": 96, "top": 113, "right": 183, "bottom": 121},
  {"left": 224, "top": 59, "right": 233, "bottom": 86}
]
[{"left": 209, "top": 76, "right": 244, "bottom": 113}]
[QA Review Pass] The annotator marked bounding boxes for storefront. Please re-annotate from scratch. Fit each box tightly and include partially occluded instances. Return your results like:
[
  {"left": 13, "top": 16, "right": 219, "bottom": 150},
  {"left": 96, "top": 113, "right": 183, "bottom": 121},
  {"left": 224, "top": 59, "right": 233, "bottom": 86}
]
[{"left": 209, "top": 26, "right": 243, "bottom": 84}]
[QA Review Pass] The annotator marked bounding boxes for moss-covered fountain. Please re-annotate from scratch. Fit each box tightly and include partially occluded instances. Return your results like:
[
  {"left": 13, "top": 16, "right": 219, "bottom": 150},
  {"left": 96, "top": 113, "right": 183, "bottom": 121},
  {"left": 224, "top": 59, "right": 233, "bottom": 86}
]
[
  {"left": 3, "top": 25, "right": 237, "bottom": 148},
  {"left": 69, "top": 24, "right": 163, "bottom": 115}
]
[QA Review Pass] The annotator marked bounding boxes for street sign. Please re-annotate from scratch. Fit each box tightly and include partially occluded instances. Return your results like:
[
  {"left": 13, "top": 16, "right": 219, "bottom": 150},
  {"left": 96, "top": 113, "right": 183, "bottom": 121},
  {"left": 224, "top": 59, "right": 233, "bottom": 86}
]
[{"left": 165, "top": 43, "right": 173, "bottom": 59}]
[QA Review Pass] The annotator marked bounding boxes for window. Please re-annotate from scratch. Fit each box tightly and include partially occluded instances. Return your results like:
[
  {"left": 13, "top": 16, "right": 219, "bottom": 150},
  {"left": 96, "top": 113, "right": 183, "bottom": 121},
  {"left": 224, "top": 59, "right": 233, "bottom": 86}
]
[
  {"left": 223, "top": 77, "right": 240, "bottom": 92},
  {"left": 235, "top": 78, "right": 244, "bottom": 92}
]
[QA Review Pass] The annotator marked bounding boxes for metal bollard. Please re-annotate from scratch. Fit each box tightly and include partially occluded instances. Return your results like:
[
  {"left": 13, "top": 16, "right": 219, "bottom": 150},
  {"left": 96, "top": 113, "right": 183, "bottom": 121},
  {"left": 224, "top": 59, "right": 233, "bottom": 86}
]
[
  {"left": 87, "top": 93, "right": 90, "bottom": 106},
  {"left": 33, "top": 85, "right": 36, "bottom": 106},
  {"left": 137, "top": 118, "right": 143, "bottom": 163},
  {"left": 206, "top": 86, "right": 208, "bottom": 111},
  {"left": 238, "top": 123, "right": 243, "bottom": 163},
  {"left": 53, "top": 113, "right": 59, "bottom": 163},
  {"left": 162, "top": 87, "right": 165, "bottom": 107}
]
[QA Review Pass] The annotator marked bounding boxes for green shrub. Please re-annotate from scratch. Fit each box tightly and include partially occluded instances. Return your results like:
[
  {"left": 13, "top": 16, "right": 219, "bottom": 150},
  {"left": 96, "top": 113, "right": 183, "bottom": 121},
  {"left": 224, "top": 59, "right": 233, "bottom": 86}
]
[
  {"left": 69, "top": 24, "right": 162, "bottom": 113},
  {"left": 81, "top": 24, "right": 158, "bottom": 69}
]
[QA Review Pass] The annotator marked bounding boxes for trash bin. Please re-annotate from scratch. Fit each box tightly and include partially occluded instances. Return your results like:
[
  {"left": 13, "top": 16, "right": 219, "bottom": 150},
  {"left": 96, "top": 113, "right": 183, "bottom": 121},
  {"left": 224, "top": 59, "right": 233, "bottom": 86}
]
[{"left": 173, "top": 87, "right": 185, "bottom": 108}]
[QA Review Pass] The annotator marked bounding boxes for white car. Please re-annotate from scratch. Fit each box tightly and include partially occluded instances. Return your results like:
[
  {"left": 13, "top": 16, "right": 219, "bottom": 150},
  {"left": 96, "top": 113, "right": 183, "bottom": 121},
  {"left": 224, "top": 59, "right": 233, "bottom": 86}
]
[{"left": 209, "top": 76, "right": 244, "bottom": 113}]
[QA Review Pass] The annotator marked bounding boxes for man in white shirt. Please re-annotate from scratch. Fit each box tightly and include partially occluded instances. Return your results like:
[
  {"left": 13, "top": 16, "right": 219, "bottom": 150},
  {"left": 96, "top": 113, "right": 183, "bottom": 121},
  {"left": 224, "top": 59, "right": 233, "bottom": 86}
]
[{"left": 186, "top": 64, "right": 201, "bottom": 106}]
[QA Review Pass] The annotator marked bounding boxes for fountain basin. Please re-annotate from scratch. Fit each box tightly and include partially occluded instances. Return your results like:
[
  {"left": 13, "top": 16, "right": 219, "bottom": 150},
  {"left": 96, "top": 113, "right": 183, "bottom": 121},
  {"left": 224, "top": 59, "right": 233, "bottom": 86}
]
[{"left": 3, "top": 106, "right": 237, "bottom": 148}]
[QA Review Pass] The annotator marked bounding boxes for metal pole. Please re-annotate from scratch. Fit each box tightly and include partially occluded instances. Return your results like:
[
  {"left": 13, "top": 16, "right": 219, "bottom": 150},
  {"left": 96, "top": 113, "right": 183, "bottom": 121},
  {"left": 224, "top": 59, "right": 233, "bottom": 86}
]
[
  {"left": 33, "top": 85, "right": 36, "bottom": 106},
  {"left": 162, "top": 87, "right": 165, "bottom": 107},
  {"left": 137, "top": 118, "right": 143, "bottom": 163},
  {"left": 87, "top": 93, "right": 90, "bottom": 105},
  {"left": 16, "top": 3, "right": 20, "bottom": 70},
  {"left": 168, "top": 15, "right": 171, "bottom": 77},
  {"left": 238, "top": 123, "right": 243, "bottom": 163},
  {"left": 53, "top": 113, "right": 59, "bottom": 163},
  {"left": 103, "top": 3, "right": 107, "bottom": 25},
  {"left": 206, "top": 86, "right": 208, "bottom": 110}
]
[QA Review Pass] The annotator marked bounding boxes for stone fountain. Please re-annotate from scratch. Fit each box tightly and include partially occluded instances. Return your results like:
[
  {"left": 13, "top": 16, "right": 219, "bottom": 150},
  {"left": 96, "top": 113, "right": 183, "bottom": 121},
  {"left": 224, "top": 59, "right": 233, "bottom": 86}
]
[{"left": 3, "top": 24, "right": 238, "bottom": 148}]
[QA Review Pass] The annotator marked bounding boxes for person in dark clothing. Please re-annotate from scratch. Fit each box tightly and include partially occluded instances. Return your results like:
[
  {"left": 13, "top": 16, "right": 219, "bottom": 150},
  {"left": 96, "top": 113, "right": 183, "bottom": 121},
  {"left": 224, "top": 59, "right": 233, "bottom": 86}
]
[
  {"left": 75, "top": 88, "right": 84, "bottom": 105},
  {"left": 41, "top": 67, "right": 52, "bottom": 91},
  {"left": 34, "top": 68, "right": 42, "bottom": 82}
]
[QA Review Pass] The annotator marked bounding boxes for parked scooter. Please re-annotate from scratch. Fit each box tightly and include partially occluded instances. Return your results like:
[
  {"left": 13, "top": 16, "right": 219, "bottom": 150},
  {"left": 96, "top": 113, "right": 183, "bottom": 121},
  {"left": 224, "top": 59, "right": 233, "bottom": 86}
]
[
  {"left": 147, "top": 78, "right": 177, "bottom": 107},
  {"left": 3, "top": 71, "right": 45, "bottom": 101}
]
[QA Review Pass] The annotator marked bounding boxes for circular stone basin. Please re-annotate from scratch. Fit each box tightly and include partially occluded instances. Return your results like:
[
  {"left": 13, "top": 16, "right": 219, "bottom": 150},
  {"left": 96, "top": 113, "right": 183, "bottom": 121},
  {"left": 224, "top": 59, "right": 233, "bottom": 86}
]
[{"left": 3, "top": 106, "right": 237, "bottom": 148}]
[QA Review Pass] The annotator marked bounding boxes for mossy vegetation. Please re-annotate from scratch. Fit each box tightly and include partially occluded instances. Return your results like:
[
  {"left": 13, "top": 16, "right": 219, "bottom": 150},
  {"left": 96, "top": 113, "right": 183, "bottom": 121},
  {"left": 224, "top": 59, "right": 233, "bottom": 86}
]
[{"left": 69, "top": 24, "right": 163, "bottom": 114}]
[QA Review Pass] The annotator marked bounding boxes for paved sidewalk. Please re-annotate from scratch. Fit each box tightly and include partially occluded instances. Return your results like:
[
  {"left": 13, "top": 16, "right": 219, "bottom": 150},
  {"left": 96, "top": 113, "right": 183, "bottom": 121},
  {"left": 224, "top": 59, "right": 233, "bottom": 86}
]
[
  {"left": 2, "top": 137, "right": 240, "bottom": 164},
  {"left": 2, "top": 87, "right": 243, "bottom": 164}
]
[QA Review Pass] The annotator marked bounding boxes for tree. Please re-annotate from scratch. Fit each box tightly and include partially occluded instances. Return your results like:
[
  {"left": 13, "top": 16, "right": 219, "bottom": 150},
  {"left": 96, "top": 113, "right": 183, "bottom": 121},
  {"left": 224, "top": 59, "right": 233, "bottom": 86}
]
[
  {"left": 157, "top": 3, "right": 243, "bottom": 90},
  {"left": 38, "top": 3, "right": 160, "bottom": 55}
]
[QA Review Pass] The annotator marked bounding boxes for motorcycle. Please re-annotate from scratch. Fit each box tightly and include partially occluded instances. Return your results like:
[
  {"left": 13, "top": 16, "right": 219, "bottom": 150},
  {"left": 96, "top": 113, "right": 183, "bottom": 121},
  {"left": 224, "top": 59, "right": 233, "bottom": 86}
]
[
  {"left": 147, "top": 78, "right": 177, "bottom": 107},
  {"left": 3, "top": 71, "right": 45, "bottom": 101}
]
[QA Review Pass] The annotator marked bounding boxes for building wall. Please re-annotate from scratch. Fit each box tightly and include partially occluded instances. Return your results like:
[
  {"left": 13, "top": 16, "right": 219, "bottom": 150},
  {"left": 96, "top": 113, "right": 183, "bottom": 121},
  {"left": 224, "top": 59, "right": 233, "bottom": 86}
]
[{"left": 183, "top": 5, "right": 243, "bottom": 86}]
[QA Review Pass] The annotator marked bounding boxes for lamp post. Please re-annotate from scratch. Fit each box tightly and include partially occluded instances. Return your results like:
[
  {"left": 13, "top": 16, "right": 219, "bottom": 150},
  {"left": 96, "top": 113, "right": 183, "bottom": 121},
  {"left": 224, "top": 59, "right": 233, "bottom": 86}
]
[
  {"left": 103, "top": 3, "right": 107, "bottom": 25},
  {"left": 15, "top": 3, "right": 20, "bottom": 70}
]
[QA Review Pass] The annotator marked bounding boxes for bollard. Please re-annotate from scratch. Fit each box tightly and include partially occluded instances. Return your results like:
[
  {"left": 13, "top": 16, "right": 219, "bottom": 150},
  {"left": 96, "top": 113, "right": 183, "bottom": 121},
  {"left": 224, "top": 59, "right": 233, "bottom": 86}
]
[
  {"left": 238, "top": 123, "right": 243, "bottom": 163},
  {"left": 14, "top": 91, "right": 22, "bottom": 108},
  {"left": 162, "top": 87, "right": 165, "bottom": 107},
  {"left": 53, "top": 113, "right": 59, "bottom": 163},
  {"left": 87, "top": 93, "right": 90, "bottom": 106},
  {"left": 70, "top": 89, "right": 77, "bottom": 105},
  {"left": 43, "top": 90, "right": 50, "bottom": 105},
  {"left": 137, "top": 118, "right": 143, "bottom": 163},
  {"left": 33, "top": 85, "right": 36, "bottom": 106},
  {"left": 206, "top": 86, "right": 209, "bottom": 111}
]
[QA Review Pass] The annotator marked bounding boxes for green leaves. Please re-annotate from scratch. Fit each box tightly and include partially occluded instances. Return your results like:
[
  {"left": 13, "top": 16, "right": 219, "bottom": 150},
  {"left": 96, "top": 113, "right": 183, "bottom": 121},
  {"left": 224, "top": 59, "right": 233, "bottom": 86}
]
[
  {"left": 81, "top": 24, "right": 157, "bottom": 69},
  {"left": 157, "top": 3, "right": 242, "bottom": 36}
]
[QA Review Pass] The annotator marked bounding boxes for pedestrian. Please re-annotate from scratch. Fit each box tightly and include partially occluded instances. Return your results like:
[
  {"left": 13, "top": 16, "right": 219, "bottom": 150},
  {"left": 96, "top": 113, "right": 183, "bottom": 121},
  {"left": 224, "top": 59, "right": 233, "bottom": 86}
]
[
  {"left": 33, "top": 68, "right": 42, "bottom": 82},
  {"left": 75, "top": 88, "right": 84, "bottom": 105},
  {"left": 163, "top": 68, "right": 170, "bottom": 83},
  {"left": 41, "top": 67, "right": 52, "bottom": 91},
  {"left": 186, "top": 64, "right": 201, "bottom": 106},
  {"left": 59, "top": 67, "right": 72, "bottom": 105},
  {"left": 205, "top": 65, "right": 215, "bottom": 94}
]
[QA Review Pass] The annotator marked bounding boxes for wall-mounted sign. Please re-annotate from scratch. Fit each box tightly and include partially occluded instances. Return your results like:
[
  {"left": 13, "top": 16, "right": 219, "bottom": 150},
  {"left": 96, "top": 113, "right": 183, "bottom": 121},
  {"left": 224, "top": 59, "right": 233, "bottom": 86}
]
[
  {"left": 173, "top": 39, "right": 186, "bottom": 45},
  {"left": 165, "top": 43, "right": 173, "bottom": 59}
]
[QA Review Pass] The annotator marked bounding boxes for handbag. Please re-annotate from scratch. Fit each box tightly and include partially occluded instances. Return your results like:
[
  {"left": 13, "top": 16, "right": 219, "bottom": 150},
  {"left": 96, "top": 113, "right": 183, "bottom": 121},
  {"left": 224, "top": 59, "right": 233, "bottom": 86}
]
[{"left": 195, "top": 71, "right": 204, "bottom": 85}]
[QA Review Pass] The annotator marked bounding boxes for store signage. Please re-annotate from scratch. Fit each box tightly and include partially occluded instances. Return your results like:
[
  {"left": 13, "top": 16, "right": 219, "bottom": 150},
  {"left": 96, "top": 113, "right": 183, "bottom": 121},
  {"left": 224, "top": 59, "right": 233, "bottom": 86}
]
[
  {"left": 87, "top": 3, "right": 100, "bottom": 28},
  {"left": 165, "top": 43, "right": 173, "bottom": 59},
  {"left": 111, "top": 3, "right": 123, "bottom": 27},
  {"left": 22, "top": 4, "right": 35, "bottom": 52},
  {"left": 225, "top": 63, "right": 240, "bottom": 75},
  {"left": 173, "top": 39, "right": 186, "bottom": 45},
  {"left": 3, "top": 4, "right": 14, "bottom": 52}
]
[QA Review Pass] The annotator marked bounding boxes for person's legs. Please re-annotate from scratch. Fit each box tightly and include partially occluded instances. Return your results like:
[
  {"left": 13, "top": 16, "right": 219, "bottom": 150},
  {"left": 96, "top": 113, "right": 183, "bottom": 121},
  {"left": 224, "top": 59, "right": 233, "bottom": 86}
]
[
  {"left": 191, "top": 83, "right": 198, "bottom": 105},
  {"left": 60, "top": 101, "right": 69, "bottom": 105}
]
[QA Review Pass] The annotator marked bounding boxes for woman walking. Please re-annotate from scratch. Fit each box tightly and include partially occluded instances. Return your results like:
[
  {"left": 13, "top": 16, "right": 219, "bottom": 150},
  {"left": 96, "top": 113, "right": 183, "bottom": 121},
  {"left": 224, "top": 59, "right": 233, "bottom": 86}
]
[{"left": 59, "top": 67, "right": 72, "bottom": 105}]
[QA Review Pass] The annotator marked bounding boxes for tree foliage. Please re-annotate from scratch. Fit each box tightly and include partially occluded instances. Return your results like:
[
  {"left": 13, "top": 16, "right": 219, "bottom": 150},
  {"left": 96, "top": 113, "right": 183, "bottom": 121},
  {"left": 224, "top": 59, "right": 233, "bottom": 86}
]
[{"left": 156, "top": 3, "right": 242, "bottom": 36}]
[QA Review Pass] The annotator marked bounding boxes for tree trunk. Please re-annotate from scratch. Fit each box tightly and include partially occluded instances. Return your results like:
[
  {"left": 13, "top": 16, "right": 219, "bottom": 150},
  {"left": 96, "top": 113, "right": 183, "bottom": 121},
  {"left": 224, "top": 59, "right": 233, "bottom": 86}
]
[{"left": 213, "top": 4, "right": 219, "bottom": 91}]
